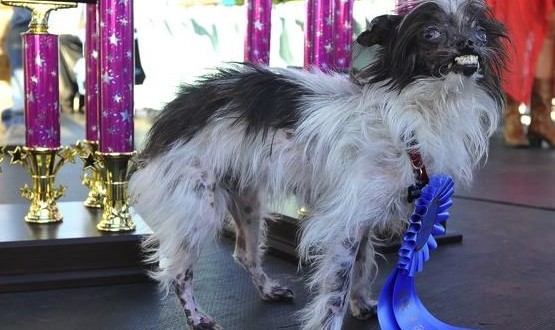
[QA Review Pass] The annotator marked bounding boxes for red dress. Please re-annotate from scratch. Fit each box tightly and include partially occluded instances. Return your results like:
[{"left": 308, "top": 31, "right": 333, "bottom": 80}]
[{"left": 487, "top": 0, "right": 554, "bottom": 103}]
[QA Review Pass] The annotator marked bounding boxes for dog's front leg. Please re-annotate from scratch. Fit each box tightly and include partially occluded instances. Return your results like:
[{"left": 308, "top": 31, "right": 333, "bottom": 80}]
[{"left": 300, "top": 237, "right": 362, "bottom": 330}]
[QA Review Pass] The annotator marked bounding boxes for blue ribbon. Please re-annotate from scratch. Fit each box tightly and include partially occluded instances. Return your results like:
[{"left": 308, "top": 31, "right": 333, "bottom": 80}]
[{"left": 378, "top": 175, "right": 476, "bottom": 330}]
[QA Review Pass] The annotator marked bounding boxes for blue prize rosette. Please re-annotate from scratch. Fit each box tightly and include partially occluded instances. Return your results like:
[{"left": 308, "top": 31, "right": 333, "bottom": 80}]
[{"left": 377, "top": 175, "right": 476, "bottom": 330}]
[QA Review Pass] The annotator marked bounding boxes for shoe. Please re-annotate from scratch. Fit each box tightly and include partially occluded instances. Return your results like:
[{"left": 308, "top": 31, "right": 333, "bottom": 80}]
[
  {"left": 528, "top": 78, "right": 555, "bottom": 148},
  {"left": 503, "top": 95, "right": 529, "bottom": 147}
]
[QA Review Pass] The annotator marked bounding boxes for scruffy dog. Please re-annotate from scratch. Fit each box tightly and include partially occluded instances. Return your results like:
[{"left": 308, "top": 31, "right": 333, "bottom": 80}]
[{"left": 129, "top": 1, "right": 506, "bottom": 329}]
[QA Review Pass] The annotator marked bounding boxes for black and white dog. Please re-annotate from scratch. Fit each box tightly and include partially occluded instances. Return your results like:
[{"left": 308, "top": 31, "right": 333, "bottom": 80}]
[{"left": 129, "top": 0, "right": 507, "bottom": 329}]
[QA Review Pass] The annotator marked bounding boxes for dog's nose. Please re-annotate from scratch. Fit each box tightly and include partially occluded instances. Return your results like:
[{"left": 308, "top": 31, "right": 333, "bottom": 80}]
[{"left": 456, "top": 38, "right": 475, "bottom": 50}]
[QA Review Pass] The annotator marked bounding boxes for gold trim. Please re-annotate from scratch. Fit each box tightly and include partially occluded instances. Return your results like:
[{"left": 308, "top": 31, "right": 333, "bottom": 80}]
[
  {"left": 76, "top": 140, "right": 106, "bottom": 209},
  {"left": 1, "top": 0, "right": 77, "bottom": 34},
  {"left": 95, "top": 152, "right": 136, "bottom": 232}
]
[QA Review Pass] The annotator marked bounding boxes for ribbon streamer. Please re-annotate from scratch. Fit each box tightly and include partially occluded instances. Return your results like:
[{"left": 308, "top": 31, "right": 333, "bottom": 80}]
[{"left": 378, "top": 175, "right": 476, "bottom": 330}]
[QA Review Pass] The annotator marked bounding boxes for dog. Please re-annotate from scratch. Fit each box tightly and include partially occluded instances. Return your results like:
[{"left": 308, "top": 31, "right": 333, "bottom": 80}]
[{"left": 129, "top": 1, "right": 507, "bottom": 329}]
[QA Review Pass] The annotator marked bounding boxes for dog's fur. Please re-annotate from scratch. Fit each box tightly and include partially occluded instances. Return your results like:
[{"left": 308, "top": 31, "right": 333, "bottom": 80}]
[{"left": 129, "top": 1, "right": 507, "bottom": 329}]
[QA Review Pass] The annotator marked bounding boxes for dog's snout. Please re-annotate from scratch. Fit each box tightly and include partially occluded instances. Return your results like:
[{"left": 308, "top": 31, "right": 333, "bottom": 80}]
[{"left": 456, "top": 38, "right": 475, "bottom": 50}]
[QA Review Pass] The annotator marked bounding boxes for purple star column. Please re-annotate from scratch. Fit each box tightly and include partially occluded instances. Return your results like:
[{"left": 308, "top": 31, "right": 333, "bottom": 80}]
[
  {"left": 99, "top": 0, "right": 134, "bottom": 153},
  {"left": 23, "top": 34, "right": 60, "bottom": 148},
  {"left": 333, "top": 0, "right": 353, "bottom": 72},
  {"left": 86, "top": 3, "right": 100, "bottom": 142},
  {"left": 396, "top": 0, "right": 416, "bottom": 14},
  {"left": 244, "top": 0, "right": 272, "bottom": 64},
  {"left": 304, "top": 0, "right": 334, "bottom": 70}
]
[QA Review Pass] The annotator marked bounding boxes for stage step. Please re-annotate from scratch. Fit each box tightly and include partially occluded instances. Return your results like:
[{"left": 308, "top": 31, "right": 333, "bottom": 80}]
[{"left": 0, "top": 201, "right": 153, "bottom": 293}]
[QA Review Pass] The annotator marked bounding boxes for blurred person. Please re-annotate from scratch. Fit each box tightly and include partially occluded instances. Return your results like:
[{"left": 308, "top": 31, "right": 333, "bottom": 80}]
[{"left": 489, "top": 0, "right": 555, "bottom": 147}]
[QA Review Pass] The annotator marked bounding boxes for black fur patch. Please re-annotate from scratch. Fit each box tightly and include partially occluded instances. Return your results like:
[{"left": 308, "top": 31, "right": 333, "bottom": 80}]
[{"left": 140, "top": 64, "right": 312, "bottom": 160}]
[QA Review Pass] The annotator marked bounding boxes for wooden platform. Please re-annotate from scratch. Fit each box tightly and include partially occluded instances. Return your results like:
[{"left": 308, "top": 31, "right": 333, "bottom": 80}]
[{"left": 0, "top": 201, "right": 152, "bottom": 293}]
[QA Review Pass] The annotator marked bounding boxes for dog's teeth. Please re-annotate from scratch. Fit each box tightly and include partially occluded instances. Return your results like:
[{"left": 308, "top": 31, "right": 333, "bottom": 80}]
[{"left": 454, "top": 55, "right": 479, "bottom": 65}]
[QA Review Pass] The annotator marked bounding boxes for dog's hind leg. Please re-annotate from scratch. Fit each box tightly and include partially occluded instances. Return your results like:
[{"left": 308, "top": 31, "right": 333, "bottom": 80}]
[
  {"left": 300, "top": 236, "right": 363, "bottom": 330},
  {"left": 130, "top": 159, "right": 226, "bottom": 330},
  {"left": 348, "top": 231, "right": 378, "bottom": 319},
  {"left": 227, "top": 187, "right": 294, "bottom": 302}
]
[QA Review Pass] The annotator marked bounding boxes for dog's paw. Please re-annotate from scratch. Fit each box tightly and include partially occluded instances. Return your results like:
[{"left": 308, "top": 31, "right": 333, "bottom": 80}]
[
  {"left": 189, "top": 318, "right": 223, "bottom": 330},
  {"left": 349, "top": 298, "right": 377, "bottom": 320},
  {"left": 186, "top": 312, "right": 223, "bottom": 330},
  {"left": 260, "top": 284, "right": 295, "bottom": 303},
  {"left": 190, "top": 322, "right": 223, "bottom": 330}
]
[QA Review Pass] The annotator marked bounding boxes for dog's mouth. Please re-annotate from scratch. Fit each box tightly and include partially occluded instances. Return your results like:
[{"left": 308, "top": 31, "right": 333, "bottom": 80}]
[{"left": 447, "top": 54, "right": 480, "bottom": 76}]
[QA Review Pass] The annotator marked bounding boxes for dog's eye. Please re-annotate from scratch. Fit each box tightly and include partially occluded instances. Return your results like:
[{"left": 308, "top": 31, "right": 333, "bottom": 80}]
[
  {"left": 476, "top": 28, "right": 487, "bottom": 42},
  {"left": 423, "top": 27, "right": 441, "bottom": 41}
]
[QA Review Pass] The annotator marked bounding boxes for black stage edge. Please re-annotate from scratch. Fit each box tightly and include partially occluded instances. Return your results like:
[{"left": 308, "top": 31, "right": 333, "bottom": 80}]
[
  {"left": 264, "top": 214, "right": 463, "bottom": 262},
  {"left": 0, "top": 202, "right": 153, "bottom": 293}
]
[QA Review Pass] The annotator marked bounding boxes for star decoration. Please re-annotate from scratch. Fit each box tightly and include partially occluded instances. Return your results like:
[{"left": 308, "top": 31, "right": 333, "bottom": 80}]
[
  {"left": 102, "top": 72, "right": 113, "bottom": 84},
  {"left": 120, "top": 111, "right": 131, "bottom": 122},
  {"left": 82, "top": 151, "right": 98, "bottom": 170},
  {"left": 35, "top": 55, "right": 44, "bottom": 67},
  {"left": 109, "top": 33, "right": 119, "bottom": 46},
  {"left": 31, "top": 75, "right": 38, "bottom": 84},
  {"left": 113, "top": 94, "right": 123, "bottom": 103},
  {"left": 125, "top": 50, "right": 132, "bottom": 59},
  {"left": 27, "top": 92, "right": 35, "bottom": 103},
  {"left": 46, "top": 127, "right": 56, "bottom": 139},
  {"left": 324, "top": 43, "right": 333, "bottom": 53},
  {"left": 59, "top": 146, "right": 77, "bottom": 164},
  {"left": 92, "top": 50, "right": 98, "bottom": 59},
  {"left": 254, "top": 20, "right": 264, "bottom": 31},
  {"left": 50, "top": 70, "right": 57, "bottom": 77},
  {"left": 9, "top": 146, "right": 26, "bottom": 165},
  {"left": 119, "top": 17, "right": 129, "bottom": 26},
  {"left": 326, "top": 17, "right": 333, "bottom": 26}
]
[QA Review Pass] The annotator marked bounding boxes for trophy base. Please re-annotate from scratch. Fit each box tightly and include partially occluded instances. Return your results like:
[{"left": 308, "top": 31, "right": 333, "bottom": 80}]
[
  {"left": 83, "top": 195, "right": 104, "bottom": 209},
  {"left": 97, "top": 214, "right": 136, "bottom": 232},
  {"left": 24, "top": 206, "right": 63, "bottom": 224}
]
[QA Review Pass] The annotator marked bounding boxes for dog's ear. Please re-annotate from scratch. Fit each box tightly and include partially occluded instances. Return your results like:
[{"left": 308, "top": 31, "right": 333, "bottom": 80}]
[{"left": 356, "top": 14, "right": 402, "bottom": 47}]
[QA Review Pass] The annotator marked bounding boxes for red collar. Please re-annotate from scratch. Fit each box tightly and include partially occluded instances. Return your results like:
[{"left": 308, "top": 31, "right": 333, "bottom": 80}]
[
  {"left": 406, "top": 148, "right": 429, "bottom": 203},
  {"left": 408, "top": 148, "right": 429, "bottom": 186}
]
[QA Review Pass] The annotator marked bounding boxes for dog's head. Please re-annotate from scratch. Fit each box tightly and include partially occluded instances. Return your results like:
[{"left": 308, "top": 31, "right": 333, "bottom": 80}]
[{"left": 352, "top": 0, "right": 507, "bottom": 93}]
